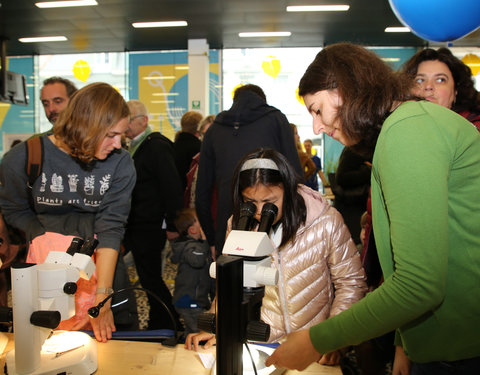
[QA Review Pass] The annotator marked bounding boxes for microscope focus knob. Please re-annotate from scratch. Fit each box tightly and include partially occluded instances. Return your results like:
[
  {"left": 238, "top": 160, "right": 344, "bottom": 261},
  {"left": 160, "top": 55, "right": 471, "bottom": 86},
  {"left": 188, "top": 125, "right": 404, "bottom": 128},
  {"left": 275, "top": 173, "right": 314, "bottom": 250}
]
[
  {"left": 255, "top": 266, "right": 278, "bottom": 286},
  {"left": 246, "top": 320, "right": 270, "bottom": 342},
  {"left": 63, "top": 282, "right": 78, "bottom": 295}
]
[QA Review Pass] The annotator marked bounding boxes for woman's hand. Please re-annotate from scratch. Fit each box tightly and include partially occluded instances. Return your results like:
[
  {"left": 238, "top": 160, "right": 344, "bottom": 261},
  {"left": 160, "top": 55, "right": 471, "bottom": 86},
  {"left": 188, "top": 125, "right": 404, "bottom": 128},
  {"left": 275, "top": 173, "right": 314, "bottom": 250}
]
[
  {"left": 318, "top": 348, "right": 346, "bottom": 366},
  {"left": 184, "top": 331, "right": 216, "bottom": 351},
  {"left": 92, "top": 247, "right": 118, "bottom": 342},
  {"left": 90, "top": 293, "right": 116, "bottom": 342},
  {"left": 265, "top": 330, "right": 321, "bottom": 370},
  {"left": 393, "top": 346, "right": 411, "bottom": 375}
]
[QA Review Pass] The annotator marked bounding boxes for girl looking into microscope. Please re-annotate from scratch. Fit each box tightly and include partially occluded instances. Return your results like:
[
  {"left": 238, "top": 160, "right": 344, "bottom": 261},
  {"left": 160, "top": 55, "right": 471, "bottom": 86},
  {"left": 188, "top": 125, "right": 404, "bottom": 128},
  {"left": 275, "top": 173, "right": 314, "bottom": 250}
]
[{"left": 186, "top": 147, "right": 367, "bottom": 365}]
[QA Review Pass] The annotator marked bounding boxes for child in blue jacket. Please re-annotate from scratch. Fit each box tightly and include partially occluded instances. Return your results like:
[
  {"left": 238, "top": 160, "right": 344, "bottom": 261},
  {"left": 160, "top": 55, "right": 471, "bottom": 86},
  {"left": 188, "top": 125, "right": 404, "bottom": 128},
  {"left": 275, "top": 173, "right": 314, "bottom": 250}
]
[{"left": 171, "top": 208, "right": 212, "bottom": 336}]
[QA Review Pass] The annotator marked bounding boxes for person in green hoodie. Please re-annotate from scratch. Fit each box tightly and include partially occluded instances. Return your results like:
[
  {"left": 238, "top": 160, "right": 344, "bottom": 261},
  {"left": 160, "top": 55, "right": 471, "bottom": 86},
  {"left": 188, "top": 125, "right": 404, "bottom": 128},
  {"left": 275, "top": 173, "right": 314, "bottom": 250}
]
[{"left": 265, "top": 43, "right": 480, "bottom": 375}]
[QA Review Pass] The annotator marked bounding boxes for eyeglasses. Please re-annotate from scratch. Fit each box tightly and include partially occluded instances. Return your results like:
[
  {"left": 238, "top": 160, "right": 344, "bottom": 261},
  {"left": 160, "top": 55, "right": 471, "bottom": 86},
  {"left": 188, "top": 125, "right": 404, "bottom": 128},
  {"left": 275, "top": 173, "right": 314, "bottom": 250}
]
[{"left": 129, "top": 114, "right": 145, "bottom": 122}]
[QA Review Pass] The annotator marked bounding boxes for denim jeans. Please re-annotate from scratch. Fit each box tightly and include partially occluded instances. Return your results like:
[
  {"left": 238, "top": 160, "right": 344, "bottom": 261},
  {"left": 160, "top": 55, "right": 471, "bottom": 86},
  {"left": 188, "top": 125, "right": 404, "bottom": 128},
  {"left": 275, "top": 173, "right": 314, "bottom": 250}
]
[{"left": 411, "top": 356, "right": 480, "bottom": 375}]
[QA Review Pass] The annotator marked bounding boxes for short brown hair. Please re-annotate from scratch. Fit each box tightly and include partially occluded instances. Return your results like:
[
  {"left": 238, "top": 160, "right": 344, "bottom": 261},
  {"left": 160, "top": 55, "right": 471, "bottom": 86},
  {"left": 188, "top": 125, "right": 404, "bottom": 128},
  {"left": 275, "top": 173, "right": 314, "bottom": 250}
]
[
  {"left": 42, "top": 76, "right": 78, "bottom": 98},
  {"left": 174, "top": 208, "right": 197, "bottom": 236},
  {"left": 233, "top": 84, "right": 266, "bottom": 101},
  {"left": 53, "top": 82, "right": 129, "bottom": 165},
  {"left": 299, "top": 43, "right": 413, "bottom": 156},
  {"left": 180, "top": 111, "right": 203, "bottom": 134}
]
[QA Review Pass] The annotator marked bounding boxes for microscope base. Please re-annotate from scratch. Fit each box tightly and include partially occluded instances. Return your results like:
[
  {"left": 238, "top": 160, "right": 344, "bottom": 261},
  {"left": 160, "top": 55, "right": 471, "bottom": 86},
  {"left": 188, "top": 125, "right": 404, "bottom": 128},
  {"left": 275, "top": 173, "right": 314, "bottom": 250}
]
[
  {"left": 6, "top": 331, "right": 97, "bottom": 375},
  {"left": 211, "top": 344, "right": 285, "bottom": 375}
]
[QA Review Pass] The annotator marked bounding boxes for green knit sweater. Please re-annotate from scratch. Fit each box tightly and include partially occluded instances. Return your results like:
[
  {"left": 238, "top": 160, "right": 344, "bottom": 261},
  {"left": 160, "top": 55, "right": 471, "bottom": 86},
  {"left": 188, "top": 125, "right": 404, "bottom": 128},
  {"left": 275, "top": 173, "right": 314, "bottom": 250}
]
[{"left": 309, "top": 101, "right": 480, "bottom": 363}]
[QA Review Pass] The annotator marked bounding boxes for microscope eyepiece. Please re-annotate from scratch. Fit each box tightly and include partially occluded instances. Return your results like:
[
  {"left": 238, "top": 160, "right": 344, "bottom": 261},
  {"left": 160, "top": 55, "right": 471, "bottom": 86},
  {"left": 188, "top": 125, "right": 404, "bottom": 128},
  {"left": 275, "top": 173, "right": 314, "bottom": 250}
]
[
  {"left": 236, "top": 201, "right": 257, "bottom": 231},
  {"left": 66, "top": 237, "right": 85, "bottom": 256},
  {"left": 257, "top": 203, "right": 278, "bottom": 233},
  {"left": 80, "top": 238, "right": 99, "bottom": 257}
]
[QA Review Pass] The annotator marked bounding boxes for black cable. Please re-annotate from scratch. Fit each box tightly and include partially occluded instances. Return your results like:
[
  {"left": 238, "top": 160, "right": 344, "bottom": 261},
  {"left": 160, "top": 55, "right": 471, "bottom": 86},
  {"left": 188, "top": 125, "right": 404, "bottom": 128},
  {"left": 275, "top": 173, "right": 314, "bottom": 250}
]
[
  {"left": 87, "top": 286, "right": 181, "bottom": 347},
  {"left": 244, "top": 342, "right": 258, "bottom": 375}
]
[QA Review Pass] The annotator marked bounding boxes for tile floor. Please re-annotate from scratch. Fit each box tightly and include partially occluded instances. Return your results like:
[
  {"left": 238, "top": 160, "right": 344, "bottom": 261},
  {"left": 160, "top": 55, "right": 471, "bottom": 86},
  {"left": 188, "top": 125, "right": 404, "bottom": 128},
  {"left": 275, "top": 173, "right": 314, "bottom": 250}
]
[{"left": 125, "top": 242, "right": 177, "bottom": 331}]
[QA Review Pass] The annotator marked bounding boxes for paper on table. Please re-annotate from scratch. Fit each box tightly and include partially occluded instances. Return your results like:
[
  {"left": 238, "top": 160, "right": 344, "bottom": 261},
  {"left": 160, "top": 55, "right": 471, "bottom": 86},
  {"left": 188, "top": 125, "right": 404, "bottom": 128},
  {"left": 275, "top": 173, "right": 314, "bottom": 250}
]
[{"left": 198, "top": 352, "right": 215, "bottom": 369}]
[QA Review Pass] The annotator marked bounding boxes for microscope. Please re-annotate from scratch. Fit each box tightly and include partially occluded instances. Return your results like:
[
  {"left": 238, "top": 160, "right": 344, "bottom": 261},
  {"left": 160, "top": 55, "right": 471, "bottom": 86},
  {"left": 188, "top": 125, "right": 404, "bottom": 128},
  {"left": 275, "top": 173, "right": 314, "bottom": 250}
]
[
  {"left": 199, "top": 202, "right": 281, "bottom": 375},
  {"left": 5, "top": 238, "right": 98, "bottom": 375}
]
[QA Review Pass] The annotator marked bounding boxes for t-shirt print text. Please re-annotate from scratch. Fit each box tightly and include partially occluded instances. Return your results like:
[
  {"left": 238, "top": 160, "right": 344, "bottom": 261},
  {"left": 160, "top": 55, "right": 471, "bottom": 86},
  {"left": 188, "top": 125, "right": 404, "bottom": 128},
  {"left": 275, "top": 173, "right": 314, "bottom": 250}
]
[{"left": 36, "top": 172, "right": 111, "bottom": 207}]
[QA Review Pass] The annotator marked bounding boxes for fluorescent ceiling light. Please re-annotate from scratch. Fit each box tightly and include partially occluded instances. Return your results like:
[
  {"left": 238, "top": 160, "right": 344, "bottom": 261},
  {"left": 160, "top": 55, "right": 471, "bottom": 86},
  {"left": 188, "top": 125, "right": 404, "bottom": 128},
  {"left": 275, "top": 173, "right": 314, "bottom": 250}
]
[
  {"left": 132, "top": 21, "right": 188, "bottom": 28},
  {"left": 19, "top": 36, "right": 68, "bottom": 43},
  {"left": 381, "top": 57, "right": 401, "bottom": 62},
  {"left": 385, "top": 27, "right": 411, "bottom": 33},
  {"left": 35, "top": 0, "right": 98, "bottom": 8},
  {"left": 151, "top": 100, "right": 174, "bottom": 104},
  {"left": 287, "top": 5, "right": 350, "bottom": 12},
  {"left": 142, "top": 76, "right": 176, "bottom": 80},
  {"left": 239, "top": 32, "right": 291, "bottom": 38},
  {"left": 152, "top": 92, "right": 179, "bottom": 96},
  {"left": 175, "top": 66, "right": 189, "bottom": 70}
]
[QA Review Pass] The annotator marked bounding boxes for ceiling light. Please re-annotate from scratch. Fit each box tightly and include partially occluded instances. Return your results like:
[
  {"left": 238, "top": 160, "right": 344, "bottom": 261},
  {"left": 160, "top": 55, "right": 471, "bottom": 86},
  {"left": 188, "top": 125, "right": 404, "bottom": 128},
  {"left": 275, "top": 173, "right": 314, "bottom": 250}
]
[
  {"left": 152, "top": 92, "right": 179, "bottom": 96},
  {"left": 239, "top": 32, "right": 291, "bottom": 38},
  {"left": 381, "top": 57, "right": 401, "bottom": 62},
  {"left": 19, "top": 36, "right": 68, "bottom": 43},
  {"left": 35, "top": 0, "right": 98, "bottom": 8},
  {"left": 175, "top": 66, "right": 189, "bottom": 70},
  {"left": 132, "top": 21, "right": 188, "bottom": 28},
  {"left": 385, "top": 27, "right": 411, "bottom": 33},
  {"left": 286, "top": 5, "right": 350, "bottom": 12},
  {"left": 142, "top": 76, "right": 176, "bottom": 80}
]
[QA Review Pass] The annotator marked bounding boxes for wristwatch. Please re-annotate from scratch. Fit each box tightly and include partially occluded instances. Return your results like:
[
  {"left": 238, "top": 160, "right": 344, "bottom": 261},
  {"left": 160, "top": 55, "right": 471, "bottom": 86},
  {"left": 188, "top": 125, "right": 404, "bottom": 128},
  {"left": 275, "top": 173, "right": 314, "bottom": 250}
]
[{"left": 96, "top": 287, "right": 114, "bottom": 295}]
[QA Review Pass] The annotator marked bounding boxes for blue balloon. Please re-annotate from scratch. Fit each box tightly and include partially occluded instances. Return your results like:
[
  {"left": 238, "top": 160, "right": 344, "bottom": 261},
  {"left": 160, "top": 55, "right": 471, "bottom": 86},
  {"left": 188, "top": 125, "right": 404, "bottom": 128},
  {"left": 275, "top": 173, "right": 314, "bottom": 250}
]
[{"left": 389, "top": 0, "right": 480, "bottom": 42}]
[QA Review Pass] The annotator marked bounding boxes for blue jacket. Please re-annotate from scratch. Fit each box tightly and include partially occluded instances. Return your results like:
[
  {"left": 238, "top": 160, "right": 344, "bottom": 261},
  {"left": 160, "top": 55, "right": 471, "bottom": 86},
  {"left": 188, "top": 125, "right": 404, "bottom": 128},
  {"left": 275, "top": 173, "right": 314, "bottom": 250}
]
[{"left": 170, "top": 235, "right": 211, "bottom": 309}]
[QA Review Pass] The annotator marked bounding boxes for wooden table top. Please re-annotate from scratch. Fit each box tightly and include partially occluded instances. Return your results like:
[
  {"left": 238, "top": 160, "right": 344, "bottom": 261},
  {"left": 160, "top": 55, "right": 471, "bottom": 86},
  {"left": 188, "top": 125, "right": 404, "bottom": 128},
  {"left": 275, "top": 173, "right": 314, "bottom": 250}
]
[{"left": 0, "top": 333, "right": 341, "bottom": 374}]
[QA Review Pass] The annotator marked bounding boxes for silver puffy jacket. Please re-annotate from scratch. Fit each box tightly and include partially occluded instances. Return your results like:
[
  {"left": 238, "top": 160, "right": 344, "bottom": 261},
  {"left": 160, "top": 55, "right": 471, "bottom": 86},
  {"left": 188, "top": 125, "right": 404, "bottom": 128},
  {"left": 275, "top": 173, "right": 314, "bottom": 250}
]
[{"left": 261, "top": 185, "right": 367, "bottom": 342}]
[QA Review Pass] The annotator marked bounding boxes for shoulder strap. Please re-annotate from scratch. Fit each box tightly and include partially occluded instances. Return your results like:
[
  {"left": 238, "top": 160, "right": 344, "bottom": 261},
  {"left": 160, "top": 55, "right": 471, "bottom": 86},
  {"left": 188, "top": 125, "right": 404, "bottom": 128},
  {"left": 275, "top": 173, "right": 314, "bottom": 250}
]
[{"left": 25, "top": 136, "right": 44, "bottom": 187}]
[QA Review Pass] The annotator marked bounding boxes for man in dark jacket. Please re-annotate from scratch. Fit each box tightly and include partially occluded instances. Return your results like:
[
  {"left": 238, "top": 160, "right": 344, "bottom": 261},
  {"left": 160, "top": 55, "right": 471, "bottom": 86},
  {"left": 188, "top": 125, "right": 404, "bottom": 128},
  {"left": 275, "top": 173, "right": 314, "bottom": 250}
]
[
  {"left": 195, "top": 84, "right": 303, "bottom": 258},
  {"left": 124, "top": 99, "right": 184, "bottom": 331}
]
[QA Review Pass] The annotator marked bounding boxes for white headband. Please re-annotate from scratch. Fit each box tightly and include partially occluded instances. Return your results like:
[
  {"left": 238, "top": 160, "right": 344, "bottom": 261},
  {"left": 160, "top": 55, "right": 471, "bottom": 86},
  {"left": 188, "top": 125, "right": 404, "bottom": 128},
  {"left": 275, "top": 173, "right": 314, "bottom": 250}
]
[{"left": 240, "top": 158, "right": 279, "bottom": 172}]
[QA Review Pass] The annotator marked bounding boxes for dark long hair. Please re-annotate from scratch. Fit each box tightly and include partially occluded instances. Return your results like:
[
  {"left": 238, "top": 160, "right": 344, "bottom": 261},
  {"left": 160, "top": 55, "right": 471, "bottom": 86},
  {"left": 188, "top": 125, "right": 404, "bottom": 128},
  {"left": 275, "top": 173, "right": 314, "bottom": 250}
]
[
  {"left": 402, "top": 47, "right": 480, "bottom": 113},
  {"left": 231, "top": 148, "right": 306, "bottom": 249},
  {"left": 299, "top": 43, "right": 413, "bottom": 157}
]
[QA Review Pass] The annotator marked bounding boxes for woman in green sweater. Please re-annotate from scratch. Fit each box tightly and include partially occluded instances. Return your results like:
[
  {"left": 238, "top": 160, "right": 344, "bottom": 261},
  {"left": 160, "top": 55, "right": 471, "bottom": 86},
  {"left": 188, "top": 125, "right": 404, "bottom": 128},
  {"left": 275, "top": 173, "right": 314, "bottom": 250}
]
[{"left": 266, "top": 43, "right": 480, "bottom": 375}]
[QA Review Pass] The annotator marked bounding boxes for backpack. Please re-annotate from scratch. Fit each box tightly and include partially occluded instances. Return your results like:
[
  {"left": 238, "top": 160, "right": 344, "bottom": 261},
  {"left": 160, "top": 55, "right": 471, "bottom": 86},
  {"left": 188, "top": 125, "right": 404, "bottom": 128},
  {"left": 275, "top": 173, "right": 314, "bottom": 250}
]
[
  {"left": 0, "top": 136, "right": 42, "bottom": 286},
  {"left": 25, "top": 136, "right": 44, "bottom": 188}
]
